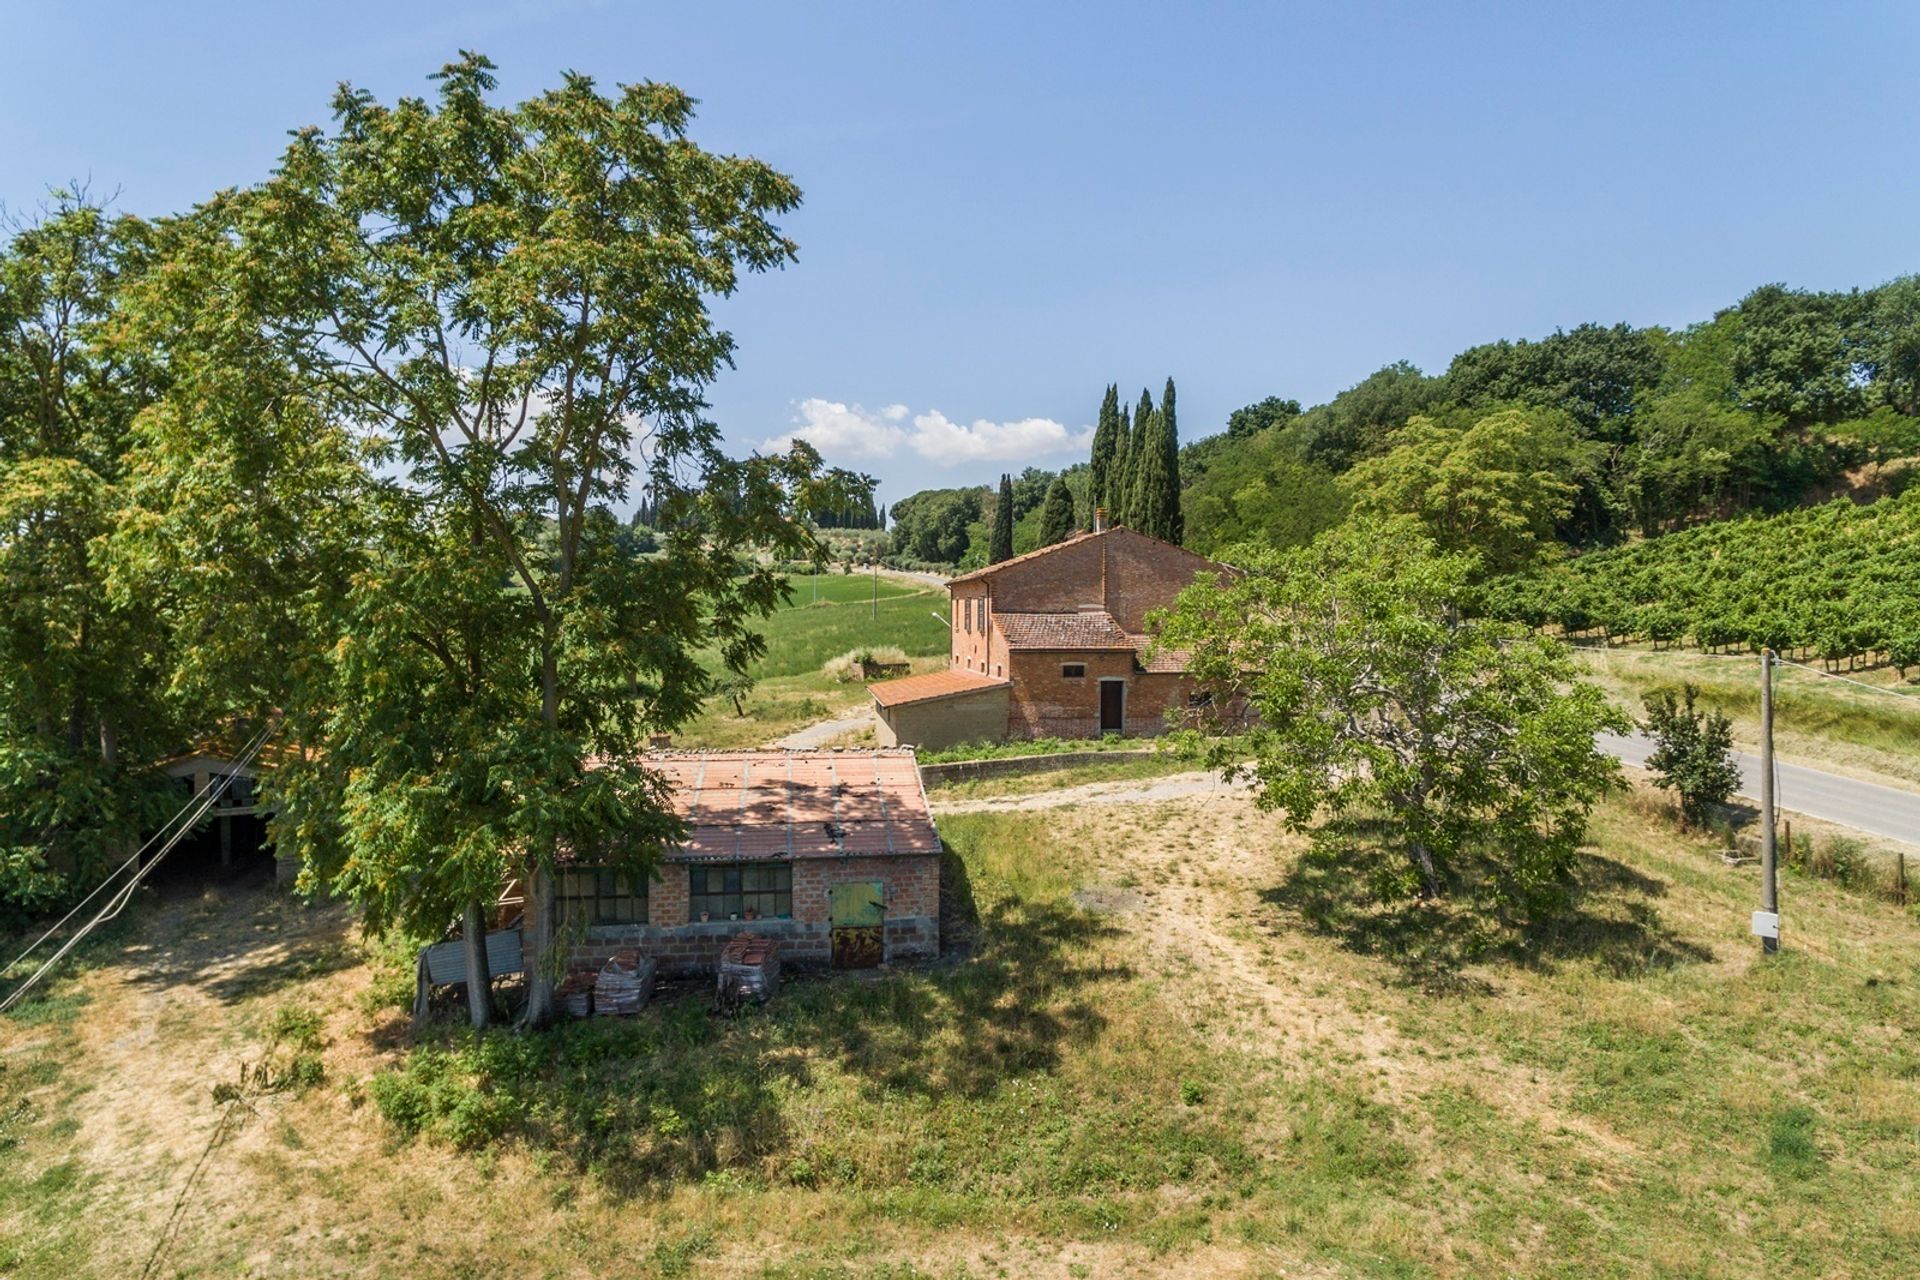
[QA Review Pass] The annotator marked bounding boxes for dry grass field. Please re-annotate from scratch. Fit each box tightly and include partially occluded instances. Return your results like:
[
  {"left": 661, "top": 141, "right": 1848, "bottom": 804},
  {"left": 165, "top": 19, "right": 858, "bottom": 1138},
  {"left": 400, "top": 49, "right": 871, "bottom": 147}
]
[{"left": 5, "top": 784, "right": 1920, "bottom": 1278}]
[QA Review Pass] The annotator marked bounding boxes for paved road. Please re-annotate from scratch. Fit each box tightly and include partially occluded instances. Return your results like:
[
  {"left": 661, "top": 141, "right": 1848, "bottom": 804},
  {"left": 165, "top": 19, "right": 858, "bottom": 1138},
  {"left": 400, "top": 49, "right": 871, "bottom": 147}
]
[{"left": 1600, "top": 731, "right": 1920, "bottom": 846}]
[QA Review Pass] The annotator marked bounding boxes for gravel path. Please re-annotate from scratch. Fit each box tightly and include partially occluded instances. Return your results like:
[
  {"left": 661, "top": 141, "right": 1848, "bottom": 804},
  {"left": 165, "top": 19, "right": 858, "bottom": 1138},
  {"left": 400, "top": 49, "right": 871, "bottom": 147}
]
[
  {"left": 771, "top": 706, "right": 878, "bottom": 748},
  {"left": 928, "top": 768, "right": 1252, "bottom": 813}
]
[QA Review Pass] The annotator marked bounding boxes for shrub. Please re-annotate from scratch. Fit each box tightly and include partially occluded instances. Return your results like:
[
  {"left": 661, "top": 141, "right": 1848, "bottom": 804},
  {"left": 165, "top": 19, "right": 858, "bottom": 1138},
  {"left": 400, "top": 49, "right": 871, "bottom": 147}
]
[
  {"left": 1642, "top": 684, "right": 1741, "bottom": 828},
  {"left": 820, "top": 645, "right": 908, "bottom": 683}
]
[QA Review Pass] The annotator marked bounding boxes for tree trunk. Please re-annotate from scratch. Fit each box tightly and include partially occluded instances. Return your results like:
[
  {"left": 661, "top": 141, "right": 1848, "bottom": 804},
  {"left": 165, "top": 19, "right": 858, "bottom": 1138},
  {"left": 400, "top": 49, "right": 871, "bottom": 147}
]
[
  {"left": 520, "top": 641, "right": 564, "bottom": 1029},
  {"left": 462, "top": 900, "right": 492, "bottom": 1030},
  {"left": 1408, "top": 839, "right": 1442, "bottom": 899},
  {"left": 98, "top": 712, "right": 118, "bottom": 769}
]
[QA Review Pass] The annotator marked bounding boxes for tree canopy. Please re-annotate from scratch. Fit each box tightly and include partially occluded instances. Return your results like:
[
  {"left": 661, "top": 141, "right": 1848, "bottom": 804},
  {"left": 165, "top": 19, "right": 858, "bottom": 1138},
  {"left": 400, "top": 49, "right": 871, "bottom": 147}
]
[{"left": 1159, "top": 520, "right": 1626, "bottom": 909}]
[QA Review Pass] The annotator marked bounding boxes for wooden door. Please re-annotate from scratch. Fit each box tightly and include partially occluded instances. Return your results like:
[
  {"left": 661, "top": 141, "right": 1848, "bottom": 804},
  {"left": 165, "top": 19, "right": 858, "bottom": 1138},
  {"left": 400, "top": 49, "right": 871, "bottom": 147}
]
[
  {"left": 830, "top": 880, "right": 886, "bottom": 969},
  {"left": 1099, "top": 679, "right": 1125, "bottom": 734}
]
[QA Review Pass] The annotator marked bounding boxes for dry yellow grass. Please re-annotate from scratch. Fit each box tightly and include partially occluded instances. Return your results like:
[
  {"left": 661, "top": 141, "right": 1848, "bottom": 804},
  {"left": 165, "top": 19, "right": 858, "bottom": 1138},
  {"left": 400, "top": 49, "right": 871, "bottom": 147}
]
[{"left": 5, "top": 784, "right": 1920, "bottom": 1278}]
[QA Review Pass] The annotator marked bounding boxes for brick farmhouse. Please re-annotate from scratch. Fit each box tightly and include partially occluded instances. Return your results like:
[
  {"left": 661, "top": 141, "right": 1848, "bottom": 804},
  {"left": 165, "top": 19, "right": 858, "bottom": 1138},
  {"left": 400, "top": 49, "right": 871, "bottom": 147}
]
[
  {"left": 867, "top": 521, "right": 1235, "bottom": 749},
  {"left": 555, "top": 749, "right": 941, "bottom": 975}
]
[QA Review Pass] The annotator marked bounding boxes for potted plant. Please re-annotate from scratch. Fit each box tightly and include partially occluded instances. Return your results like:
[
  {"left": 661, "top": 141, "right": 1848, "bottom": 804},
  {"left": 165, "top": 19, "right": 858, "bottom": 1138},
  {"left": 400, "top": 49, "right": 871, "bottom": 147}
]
[{"left": 698, "top": 910, "right": 710, "bottom": 923}]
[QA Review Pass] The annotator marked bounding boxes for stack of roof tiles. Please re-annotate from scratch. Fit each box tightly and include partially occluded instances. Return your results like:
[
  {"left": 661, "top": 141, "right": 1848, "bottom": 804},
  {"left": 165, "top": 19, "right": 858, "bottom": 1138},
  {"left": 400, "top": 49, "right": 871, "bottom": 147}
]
[
  {"left": 593, "top": 950, "right": 655, "bottom": 1016},
  {"left": 717, "top": 933, "right": 781, "bottom": 1004}
]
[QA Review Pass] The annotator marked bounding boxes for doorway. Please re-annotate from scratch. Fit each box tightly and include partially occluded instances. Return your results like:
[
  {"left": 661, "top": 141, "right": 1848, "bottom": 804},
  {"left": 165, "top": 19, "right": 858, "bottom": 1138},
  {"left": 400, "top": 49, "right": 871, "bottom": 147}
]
[
  {"left": 829, "top": 880, "right": 886, "bottom": 969},
  {"left": 1099, "top": 678, "right": 1126, "bottom": 735}
]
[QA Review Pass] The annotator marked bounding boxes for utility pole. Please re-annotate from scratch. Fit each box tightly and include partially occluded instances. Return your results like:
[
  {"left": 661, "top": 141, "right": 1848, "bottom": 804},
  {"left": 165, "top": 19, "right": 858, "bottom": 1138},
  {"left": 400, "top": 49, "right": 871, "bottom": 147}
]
[{"left": 1758, "top": 647, "right": 1780, "bottom": 954}]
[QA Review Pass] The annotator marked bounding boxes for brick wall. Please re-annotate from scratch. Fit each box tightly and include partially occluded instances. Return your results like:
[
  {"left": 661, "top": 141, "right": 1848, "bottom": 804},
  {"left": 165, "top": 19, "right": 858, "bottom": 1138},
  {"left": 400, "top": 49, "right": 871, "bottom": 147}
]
[
  {"left": 1002, "top": 652, "right": 1203, "bottom": 739},
  {"left": 1097, "top": 529, "right": 1220, "bottom": 631},
  {"left": 951, "top": 581, "right": 991, "bottom": 673},
  {"left": 564, "top": 853, "right": 941, "bottom": 975}
]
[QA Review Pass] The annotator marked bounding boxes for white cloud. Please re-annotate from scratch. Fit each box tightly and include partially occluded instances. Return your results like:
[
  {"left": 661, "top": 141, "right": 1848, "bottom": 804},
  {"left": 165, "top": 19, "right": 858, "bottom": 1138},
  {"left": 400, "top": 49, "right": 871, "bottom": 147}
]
[{"left": 767, "top": 397, "right": 1093, "bottom": 468}]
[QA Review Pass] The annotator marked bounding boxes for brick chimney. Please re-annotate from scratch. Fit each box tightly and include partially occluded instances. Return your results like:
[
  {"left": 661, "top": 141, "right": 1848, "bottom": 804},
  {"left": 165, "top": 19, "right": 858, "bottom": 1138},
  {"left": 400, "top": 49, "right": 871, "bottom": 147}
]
[{"left": 1093, "top": 505, "right": 1108, "bottom": 533}]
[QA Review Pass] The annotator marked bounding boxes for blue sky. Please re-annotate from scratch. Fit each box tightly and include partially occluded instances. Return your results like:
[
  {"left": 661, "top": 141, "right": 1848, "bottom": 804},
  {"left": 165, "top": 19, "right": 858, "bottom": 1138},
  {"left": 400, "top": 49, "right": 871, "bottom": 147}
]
[{"left": 5, "top": 1, "right": 1916, "bottom": 505}]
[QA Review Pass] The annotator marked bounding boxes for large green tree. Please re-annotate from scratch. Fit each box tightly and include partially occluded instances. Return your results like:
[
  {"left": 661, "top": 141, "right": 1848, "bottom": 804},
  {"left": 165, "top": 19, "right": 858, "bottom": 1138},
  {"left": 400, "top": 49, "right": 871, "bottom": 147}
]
[
  {"left": 1341, "top": 408, "right": 1588, "bottom": 575},
  {"left": 1159, "top": 520, "right": 1625, "bottom": 906},
  {"left": 0, "top": 196, "right": 175, "bottom": 916},
  {"left": 239, "top": 54, "right": 832, "bottom": 1026}
]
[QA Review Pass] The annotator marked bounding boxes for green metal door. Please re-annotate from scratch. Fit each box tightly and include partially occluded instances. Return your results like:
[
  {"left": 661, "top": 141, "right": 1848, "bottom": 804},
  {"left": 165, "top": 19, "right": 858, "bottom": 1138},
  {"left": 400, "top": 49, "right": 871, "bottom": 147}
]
[{"left": 830, "top": 881, "right": 885, "bottom": 969}]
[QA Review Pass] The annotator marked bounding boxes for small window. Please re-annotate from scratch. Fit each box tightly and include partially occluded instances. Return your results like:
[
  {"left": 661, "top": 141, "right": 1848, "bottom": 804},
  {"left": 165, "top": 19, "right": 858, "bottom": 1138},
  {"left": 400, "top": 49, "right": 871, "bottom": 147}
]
[
  {"left": 1061, "top": 663, "right": 1086, "bottom": 678},
  {"left": 558, "top": 866, "right": 649, "bottom": 926},
  {"left": 1187, "top": 690, "right": 1214, "bottom": 708},
  {"left": 689, "top": 863, "right": 792, "bottom": 921},
  {"left": 212, "top": 773, "right": 256, "bottom": 807}
]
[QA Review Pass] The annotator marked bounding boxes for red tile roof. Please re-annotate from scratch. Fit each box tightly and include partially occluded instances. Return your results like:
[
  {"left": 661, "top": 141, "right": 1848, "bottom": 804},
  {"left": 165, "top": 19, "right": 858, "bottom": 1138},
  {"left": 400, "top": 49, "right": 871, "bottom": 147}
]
[
  {"left": 1127, "top": 635, "right": 1192, "bottom": 673},
  {"left": 865, "top": 669, "right": 1009, "bottom": 708},
  {"left": 995, "top": 610, "right": 1134, "bottom": 650},
  {"left": 645, "top": 750, "right": 939, "bottom": 862}
]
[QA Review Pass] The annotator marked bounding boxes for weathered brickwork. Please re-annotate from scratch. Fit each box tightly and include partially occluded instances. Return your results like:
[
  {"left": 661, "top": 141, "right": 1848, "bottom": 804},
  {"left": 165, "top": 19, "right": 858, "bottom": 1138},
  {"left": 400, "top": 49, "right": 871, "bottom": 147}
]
[
  {"left": 564, "top": 853, "right": 942, "bottom": 976},
  {"left": 950, "top": 580, "right": 1007, "bottom": 676}
]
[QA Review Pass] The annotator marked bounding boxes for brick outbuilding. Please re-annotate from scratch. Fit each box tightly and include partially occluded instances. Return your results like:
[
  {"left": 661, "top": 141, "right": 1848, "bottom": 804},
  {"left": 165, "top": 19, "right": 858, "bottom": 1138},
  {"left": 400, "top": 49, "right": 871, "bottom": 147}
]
[
  {"left": 558, "top": 749, "right": 941, "bottom": 975},
  {"left": 869, "top": 520, "right": 1235, "bottom": 748}
]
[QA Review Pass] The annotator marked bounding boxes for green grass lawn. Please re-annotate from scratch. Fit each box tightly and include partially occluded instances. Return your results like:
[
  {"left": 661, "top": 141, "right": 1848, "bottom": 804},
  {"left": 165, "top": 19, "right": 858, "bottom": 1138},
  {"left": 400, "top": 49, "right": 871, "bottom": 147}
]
[
  {"left": 11, "top": 787, "right": 1920, "bottom": 1276},
  {"left": 676, "top": 572, "right": 950, "bottom": 747},
  {"left": 722, "top": 572, "right": 948, "bottom": 680}
]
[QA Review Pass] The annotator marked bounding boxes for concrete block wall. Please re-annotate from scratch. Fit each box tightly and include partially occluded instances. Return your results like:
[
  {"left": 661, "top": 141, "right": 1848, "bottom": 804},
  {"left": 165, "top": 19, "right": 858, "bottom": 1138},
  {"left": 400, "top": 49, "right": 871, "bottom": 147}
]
[{"left": 875, "top": 685, "right": 1010, "bottom": 749}]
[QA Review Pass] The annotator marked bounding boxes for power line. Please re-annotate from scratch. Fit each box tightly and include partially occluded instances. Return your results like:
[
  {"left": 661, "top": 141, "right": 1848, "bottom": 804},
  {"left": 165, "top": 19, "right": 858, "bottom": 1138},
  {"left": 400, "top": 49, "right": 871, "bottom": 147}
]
[
  {"left": 1772, "top": 657, "right": 1920, "bottom": 702},
  {"left": 0, "top": 725, "right": 274, "bottom": 1016},
  {"left": 0, "top": 721, "right": 275, "bottom": 982},
  {"left": 1580, "top": 644, "right": 1920, "bottom": 703}
]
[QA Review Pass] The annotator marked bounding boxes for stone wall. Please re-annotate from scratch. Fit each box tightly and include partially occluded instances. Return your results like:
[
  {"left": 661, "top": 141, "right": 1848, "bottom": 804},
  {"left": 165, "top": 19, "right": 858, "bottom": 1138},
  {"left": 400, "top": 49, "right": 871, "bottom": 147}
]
[{"left": 917, "top": 748, "right": 1159, "bottom": 784}]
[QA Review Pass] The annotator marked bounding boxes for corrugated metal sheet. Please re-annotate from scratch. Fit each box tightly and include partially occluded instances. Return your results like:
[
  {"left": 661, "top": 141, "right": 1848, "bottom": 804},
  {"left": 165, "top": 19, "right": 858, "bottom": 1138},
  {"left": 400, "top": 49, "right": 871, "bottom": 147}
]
[{"left": 422, "top": 928, "right": 524, "bottom": 985}]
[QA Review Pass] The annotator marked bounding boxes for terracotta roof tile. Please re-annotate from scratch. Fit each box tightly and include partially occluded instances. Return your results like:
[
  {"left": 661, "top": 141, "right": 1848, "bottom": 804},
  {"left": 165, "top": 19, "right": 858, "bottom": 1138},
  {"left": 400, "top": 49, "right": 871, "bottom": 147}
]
[
  {"left": 1126, "top": 634, "right": 1192, "bottom": 673},
  {"left": 995, "top": 611, "right": 1134, "bottom": 650},
  {"left": 865, "top": 669, "right": 1010, "bottom": 708},
  {"left": 644, "top": 749, "right": 938, "bottom": 862}
]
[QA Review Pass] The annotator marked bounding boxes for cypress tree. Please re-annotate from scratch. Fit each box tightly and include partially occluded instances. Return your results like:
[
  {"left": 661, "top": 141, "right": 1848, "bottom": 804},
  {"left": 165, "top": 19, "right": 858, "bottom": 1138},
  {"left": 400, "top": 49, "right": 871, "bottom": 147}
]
[
  {"left": 1111, "top": 402, "right": 1133, "bottom": 524},
  {"left": 1089, "top": 383, "right": 1121, "bottom": 515},
  {"left": 990, "top": 472, "right": 1015, "bottom": 563},
  {"left": 1122, "top": 387, "right": 1154, "bottom": 526},
  {"left": 1131, "top": 377, "right": 1183, "bottom": 542},
  {"left": 1038, "top": 476, "right": 1075, "bottom": 546}
]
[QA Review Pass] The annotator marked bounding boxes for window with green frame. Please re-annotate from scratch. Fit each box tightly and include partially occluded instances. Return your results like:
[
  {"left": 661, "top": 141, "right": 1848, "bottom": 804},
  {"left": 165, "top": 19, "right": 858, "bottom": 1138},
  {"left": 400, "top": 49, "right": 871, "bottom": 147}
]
[
  {"left": 557, "top": 866, "right": 649, "bottom": 926},
  {"left": 688, "top": 862, "right": 792, "bottom": 921}
]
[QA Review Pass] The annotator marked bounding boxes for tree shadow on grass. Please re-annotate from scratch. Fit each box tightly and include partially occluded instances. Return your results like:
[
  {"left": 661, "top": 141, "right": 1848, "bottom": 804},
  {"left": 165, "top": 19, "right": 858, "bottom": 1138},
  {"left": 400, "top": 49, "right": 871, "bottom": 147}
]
[
  {"left": 1261, "top": 829, "right": 1712, "bottom": 994},
  {"left": 386, "top": 836, "right": 1133, "bottom": 1196},
  {"left": 117, "top": 886, "right": 360, "bottom": 1005}
]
